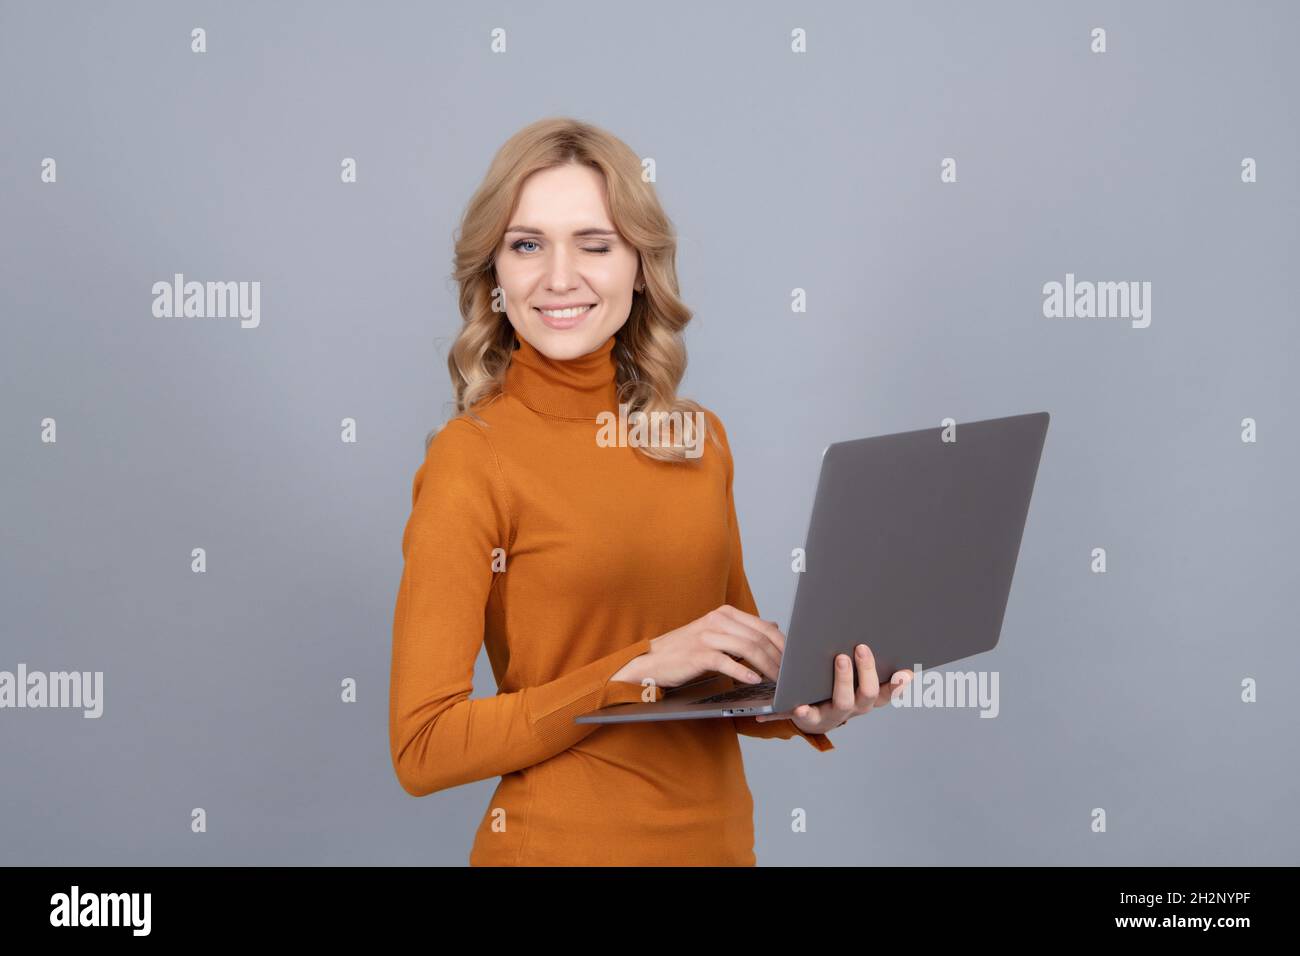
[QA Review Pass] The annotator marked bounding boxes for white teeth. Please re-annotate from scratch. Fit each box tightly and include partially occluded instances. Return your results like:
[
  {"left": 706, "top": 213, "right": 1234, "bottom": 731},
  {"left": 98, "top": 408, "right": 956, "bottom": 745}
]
[{"left": 538, "top": 305, "right": 593, "bottom": 319}]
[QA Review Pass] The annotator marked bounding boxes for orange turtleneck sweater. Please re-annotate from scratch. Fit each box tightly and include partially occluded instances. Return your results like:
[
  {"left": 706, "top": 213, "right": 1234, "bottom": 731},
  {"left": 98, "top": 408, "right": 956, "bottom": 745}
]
[{"left": 388, "top": 332, "right": 834, "bottom": 866}]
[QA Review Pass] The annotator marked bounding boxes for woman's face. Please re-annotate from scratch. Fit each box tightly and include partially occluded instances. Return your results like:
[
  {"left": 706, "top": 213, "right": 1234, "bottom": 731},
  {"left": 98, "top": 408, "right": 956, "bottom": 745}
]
[{"left": 495, "top": 162, "right": 641, "bottom": 360}]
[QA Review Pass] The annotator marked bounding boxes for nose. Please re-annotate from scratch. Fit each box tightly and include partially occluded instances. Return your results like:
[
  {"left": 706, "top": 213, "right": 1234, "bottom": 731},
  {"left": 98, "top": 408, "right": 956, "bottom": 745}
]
[{"left": 544, "top": 245, "right": 579, "bottom": 292}]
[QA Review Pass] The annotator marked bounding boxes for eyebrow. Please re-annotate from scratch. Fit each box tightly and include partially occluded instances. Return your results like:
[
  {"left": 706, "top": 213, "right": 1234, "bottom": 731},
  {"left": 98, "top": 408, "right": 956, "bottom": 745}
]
[{"left": 504, "top": 225, "right": 619, "bottom": 237}]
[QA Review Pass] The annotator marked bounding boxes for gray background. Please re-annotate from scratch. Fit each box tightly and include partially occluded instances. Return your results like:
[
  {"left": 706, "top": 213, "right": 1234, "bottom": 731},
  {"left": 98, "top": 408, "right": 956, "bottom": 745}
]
[{"left": 2, "top": 0, "right": 1296, "bottom": 865}]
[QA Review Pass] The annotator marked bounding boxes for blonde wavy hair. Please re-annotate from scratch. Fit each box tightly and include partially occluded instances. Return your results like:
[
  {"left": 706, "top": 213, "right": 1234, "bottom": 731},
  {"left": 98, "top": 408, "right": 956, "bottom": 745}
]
[{"left": 429, "top": 116, "right": 720, "bottom": 465}]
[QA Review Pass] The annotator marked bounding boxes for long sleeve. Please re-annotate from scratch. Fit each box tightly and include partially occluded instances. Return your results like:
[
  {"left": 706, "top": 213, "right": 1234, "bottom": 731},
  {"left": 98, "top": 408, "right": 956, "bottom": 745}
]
[
  {"left": 709, "top": 412, "right": 834, "bottom": 753},
  {"left": 388, "top": 418, "right": 663, "bottom": 798}
]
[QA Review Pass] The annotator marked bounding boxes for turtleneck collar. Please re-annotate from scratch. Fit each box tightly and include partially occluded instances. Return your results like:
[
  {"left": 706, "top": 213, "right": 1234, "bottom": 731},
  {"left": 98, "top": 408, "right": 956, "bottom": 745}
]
[{"left": 504, "top": 333, "right": 620, "bottom": 421}]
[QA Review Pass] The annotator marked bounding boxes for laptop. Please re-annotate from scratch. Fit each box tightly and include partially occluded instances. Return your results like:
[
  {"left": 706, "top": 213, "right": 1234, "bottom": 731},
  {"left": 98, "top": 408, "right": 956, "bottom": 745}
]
[{"left": 574, "top": 411, "right": 1050, "bottom": 724}]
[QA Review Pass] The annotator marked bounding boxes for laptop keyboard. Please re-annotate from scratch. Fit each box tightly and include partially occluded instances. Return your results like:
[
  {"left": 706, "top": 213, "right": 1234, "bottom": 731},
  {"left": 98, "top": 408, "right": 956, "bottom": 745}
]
[{"left": 691, "top": 681, "right": 776, "bottom": 704}]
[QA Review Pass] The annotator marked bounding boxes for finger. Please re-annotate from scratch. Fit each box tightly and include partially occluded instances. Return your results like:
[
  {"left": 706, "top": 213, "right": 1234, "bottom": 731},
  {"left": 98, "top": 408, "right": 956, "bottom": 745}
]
[
  {"left": 875, "top": 668, "right": 913, "bottom": 709},
  {"left": 708, "top": 651, "right": 777, "bottom": 687},
  {"left": 795, "top": 701, "right": 849, "bottom": 731},
  {"left": 756, "top": 650, "right": 869, "bottom": 727},
  {"left": 705, "top": 607, "right": 783, "bottom": 662},
  {"left": 768, "top": 657, "right": 854, "bottom": 730},
  {"left": 759, "top": 702, "right": 815, "bottom": 723},
  {"left": 700, "top": 610, "right": 784, "bottom": 680},
  {"left": 756, "top": 703, "right": 842, "bottom": 722},
  {"left": 853, "top": 644, "right": 880, "bottom": 710},
  {"left": 715, "top": 605, "right": 786, "bottom": 655},
  {"left": 832, "top": 652, "right": 857, "bottom": 714},
  {"left": 701, "top": 629, "right": 781, "bottom": 682}
]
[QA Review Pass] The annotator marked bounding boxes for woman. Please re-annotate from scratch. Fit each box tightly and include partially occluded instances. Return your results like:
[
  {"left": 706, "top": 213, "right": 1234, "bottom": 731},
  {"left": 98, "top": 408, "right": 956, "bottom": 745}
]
[{"left": 388, "top": 117, "right": 914, "bottom": 865}]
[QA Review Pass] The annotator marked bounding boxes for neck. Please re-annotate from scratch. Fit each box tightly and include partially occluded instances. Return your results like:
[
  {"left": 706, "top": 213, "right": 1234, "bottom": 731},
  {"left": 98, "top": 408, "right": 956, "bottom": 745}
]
[{"left": 504, "top": 333, "right": 620, "bottom": 420}]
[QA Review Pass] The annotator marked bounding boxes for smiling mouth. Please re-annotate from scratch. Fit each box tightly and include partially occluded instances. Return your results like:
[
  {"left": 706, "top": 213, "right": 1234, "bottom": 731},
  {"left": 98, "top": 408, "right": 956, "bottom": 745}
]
[{"left": 534, "top": 305, "right": 595, "bottom": 319}]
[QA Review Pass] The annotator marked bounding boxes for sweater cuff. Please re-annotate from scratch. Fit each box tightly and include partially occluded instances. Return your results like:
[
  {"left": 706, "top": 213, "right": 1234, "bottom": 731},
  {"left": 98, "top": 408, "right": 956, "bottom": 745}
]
[
  {"left": 527, "top": 637, "right": 662, "bottom": 725},
  {"left": 792, "top": 726, "right": 836, "bottom": 752}
]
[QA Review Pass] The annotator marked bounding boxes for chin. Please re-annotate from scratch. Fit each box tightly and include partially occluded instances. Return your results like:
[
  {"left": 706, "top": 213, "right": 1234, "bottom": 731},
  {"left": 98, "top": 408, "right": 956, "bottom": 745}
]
[
  {"left": 534, "top": 334, "right": 599, "bottom": 360},
  {"left": 526, "top": 315, "right": 617, "bottom": 359}
]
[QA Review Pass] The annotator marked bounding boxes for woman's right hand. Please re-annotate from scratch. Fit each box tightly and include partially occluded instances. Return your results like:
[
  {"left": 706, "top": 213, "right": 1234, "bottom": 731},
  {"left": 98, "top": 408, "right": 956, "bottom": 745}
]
[{"left": 610, "top": 605, "right": 785, "bottom": 690}]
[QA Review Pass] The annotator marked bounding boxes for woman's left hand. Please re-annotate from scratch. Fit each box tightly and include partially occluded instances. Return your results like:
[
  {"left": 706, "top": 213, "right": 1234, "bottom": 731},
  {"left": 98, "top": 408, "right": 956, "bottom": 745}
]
[{"left": 754, "top": 643, "right": 913, "bottom": 733}]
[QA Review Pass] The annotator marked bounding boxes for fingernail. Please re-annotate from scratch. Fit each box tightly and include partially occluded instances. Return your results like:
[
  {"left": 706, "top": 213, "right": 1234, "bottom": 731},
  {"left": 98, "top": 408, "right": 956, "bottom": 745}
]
[
  {"left": 856, "top": 644, "right": 867, "bottom": 657},
  {"left": 838, "top": 655, "right": 850, "bottom": 668}
]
